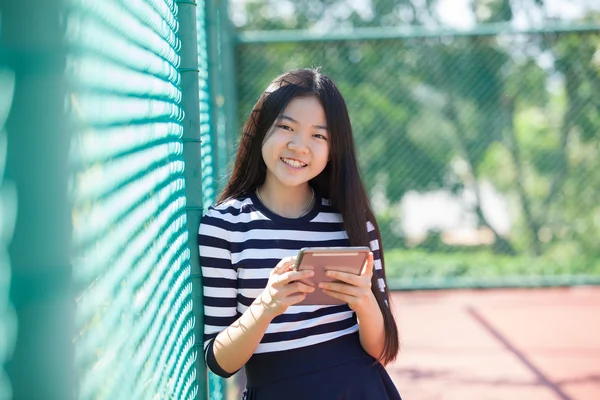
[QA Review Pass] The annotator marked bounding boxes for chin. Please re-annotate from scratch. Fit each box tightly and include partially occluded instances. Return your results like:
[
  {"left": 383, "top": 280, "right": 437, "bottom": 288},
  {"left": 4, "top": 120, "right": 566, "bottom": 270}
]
[
  {"left": 281, "top": 181, "right": 309, "bottom": 188},
  {"left": 274, "top": 173, "right": 310, "bottom": 186},
  {"left": 278, "top": 177, "right": 312, "bottom": 188}
]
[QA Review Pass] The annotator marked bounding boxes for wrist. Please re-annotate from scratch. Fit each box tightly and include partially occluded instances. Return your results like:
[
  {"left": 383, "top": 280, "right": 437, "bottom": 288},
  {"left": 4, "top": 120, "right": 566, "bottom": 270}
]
[
  {"left": 254, "top": 290, "right": 284, "bottom": 320},
  {"left": 354, "top": 291, "right": 379, "bottom": 317}
]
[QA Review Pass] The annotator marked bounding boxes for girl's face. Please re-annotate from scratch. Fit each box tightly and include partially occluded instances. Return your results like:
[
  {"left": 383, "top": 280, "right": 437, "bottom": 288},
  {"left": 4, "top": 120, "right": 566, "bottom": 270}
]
[{"left": 261, "top": 96, "right": 330, "bottom": 191}]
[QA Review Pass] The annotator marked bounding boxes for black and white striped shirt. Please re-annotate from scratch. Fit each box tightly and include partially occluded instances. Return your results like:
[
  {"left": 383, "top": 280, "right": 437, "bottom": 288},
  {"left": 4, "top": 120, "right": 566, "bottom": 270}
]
[{"left": 199, "top": 191, "right": 388, "bottom": 375}]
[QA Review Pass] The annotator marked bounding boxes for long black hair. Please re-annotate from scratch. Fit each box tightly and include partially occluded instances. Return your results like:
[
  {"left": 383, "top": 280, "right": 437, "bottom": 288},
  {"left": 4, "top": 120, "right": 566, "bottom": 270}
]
[{"left": 218, "top": 68, "right": 400, "bottom": 364}]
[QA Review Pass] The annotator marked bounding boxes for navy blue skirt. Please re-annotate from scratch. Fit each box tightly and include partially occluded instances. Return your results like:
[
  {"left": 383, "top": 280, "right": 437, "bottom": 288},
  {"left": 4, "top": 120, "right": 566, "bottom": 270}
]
[{"left": 242, "top": 334, "right": 402, "bottom": 400}]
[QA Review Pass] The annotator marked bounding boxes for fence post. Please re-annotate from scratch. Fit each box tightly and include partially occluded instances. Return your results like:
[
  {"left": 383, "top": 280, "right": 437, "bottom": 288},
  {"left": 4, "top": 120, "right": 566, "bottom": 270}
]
[
  {"left": 219, "top": 0, "right": 238, "bottom": 173},
  {"left": 2, "top": 1, "right": 74, "bottom": 399},
  {"left": 176, "top": 1, "right": 207, "bottom": 399},
  {"left": 205, "top": 0, "right": 223, "bottom": 191}
]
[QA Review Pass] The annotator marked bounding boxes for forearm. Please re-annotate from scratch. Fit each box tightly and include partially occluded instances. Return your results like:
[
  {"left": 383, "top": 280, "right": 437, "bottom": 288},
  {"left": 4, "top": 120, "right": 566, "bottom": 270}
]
[
  {"left": 355, "top": 292, "right": 386, "bottom": 361},
  {"left": 212, "top": 296, "right": 275, "bottom": 374}
]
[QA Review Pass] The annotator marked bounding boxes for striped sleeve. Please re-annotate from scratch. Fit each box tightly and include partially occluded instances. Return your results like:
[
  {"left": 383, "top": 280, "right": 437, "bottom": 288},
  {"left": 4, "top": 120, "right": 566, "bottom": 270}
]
[
  {"left": 367, "top": 221, "right": 389, "bottom": 305},
  {"left": 199, "top": 207, "right": 239, "bottom": 377}
]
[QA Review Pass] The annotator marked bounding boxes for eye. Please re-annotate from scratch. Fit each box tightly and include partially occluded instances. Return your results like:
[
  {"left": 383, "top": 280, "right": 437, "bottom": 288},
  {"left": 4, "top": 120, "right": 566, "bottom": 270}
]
[
  {"left": 313, "top": 133, "right": 328, "bottom": 140},
  {"left": 276, "top": 124, "right": 293, "bottom": 131}
]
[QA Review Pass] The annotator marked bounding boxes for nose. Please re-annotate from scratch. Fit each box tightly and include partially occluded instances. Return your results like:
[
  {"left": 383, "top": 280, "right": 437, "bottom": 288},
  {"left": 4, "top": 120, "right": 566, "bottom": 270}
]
[{"left": 287, "top": 134, "right": 309, "bottom": 154}]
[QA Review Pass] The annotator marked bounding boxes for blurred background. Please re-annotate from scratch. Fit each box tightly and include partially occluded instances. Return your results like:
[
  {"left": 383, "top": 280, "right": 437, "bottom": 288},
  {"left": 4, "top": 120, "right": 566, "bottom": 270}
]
[
  {"left": 230, "top": 0, "right": 600, "bottom": 288},
  {"left": 0, "top": 0, "right": 598, "bottom": 399}
]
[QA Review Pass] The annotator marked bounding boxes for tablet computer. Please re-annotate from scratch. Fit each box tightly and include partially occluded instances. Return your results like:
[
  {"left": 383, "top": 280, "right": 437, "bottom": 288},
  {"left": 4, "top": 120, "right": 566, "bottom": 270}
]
[{"left": 293, "top": 246, "right": 370, "bottom": 306}]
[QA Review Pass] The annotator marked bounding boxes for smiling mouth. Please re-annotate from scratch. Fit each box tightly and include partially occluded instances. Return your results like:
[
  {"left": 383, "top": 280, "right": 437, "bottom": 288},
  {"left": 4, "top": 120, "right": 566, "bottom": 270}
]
[{"left": 281, "top": 157, "right": 308, "bottom": 168}]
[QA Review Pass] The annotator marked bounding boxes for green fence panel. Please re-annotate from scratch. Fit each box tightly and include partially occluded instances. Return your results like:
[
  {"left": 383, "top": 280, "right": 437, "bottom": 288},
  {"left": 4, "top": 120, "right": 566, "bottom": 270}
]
[
  {"left": 0, "top": 81, "right": 15, "bottom": 400},
  {"left": 198, "top": 0, "right": 217, "bottom": 209},
  {"left": 0, "top": 12, "right": 17, "bottom": 399},
  {"left": 198, "top": 1, "right": 228, "bottom": 398},
  {"left": 66, "top": 0, "right": 197, "bottom": 398},
  {"left": 3, "top": 1, "right": 75, "bottom": 398},
  {"left": 230, "top": 1, "right": 600, "bottom": 289}
]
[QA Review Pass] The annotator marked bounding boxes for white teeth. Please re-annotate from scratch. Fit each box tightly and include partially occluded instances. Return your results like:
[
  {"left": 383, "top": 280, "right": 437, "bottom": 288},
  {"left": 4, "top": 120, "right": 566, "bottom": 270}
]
[{"left": 281, "top": 158, "right": 307, "bottom": 168}]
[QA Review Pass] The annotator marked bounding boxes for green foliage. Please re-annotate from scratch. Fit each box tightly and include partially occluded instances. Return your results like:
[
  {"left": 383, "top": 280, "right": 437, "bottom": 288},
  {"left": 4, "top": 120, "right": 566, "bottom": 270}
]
[
  {"left": 232, "top": 0, "right": 600, "bottom": 278},
  {"left": 384, "top": 248, "right": 600, "bottom": 279}
]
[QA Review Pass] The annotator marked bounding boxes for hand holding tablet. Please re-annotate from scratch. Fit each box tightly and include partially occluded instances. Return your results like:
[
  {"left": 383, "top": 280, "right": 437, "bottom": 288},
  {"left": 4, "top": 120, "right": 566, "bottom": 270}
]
[{"left": 293, "top": 246, "right": 371, "bottom": 305}]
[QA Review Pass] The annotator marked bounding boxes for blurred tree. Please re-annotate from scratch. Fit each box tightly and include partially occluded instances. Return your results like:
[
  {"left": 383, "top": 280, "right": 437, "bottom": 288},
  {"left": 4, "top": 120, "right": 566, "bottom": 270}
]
[{"left": 232, "top": 0, "right": 600, "bottom": 258}]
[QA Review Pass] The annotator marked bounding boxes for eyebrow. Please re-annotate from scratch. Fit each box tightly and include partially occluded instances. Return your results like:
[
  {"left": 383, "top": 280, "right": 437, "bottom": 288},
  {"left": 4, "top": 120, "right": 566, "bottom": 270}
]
[{"left": 279, "top": 115, "right": 328, "bottom": 131}]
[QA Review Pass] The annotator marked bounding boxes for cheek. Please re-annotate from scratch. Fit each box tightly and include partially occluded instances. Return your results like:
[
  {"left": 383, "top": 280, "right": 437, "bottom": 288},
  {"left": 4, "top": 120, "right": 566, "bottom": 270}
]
[
  {"left": 314, "top": 144, "right": 330, "bottom": 165},
  {"left": 261, "top": 137, "right": 276, "bottom": 160},
  {"left": 262, "top": 133, "right": 285, "bottom": 156}
]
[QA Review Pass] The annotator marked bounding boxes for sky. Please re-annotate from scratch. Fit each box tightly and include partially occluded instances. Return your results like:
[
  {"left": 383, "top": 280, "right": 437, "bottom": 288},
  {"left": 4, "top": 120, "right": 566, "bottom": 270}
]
[
  {"left": 437, "top": 0, "right": 600, "bottom": 29},
  {"left": 229, "top": 0, "right": 600, "bottom": 29}
]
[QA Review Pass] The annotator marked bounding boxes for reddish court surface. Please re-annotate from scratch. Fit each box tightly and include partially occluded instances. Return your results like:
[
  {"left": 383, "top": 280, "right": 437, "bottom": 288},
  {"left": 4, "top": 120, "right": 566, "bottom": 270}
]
[{"left": 387, "top": 287, "right": 600, "bottom": 400}]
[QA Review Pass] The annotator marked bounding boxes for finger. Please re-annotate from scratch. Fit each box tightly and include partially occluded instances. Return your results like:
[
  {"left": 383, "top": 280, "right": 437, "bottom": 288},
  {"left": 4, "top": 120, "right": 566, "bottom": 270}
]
[
  {"left": 324, "top": 270, "right": 363, "bottom": 286},
  {"left": 362, "top": 252, "right": 374, "bottom": 277},
  {"left": 286, "top": 293, "right": 307, "bottom": 305},
  {"left": 273, "top": 256, "right": 297, "bottom": 274},
  {"left": 282, "top": 282, "right": 315, "bottom": 295},
  {"left": 277, "top": 270, "right": 314, "bottom": 286},
  {"left": 319, "top": 281, "right": 361, "bottom": 296},
  {"left": 321, "top": 289, "right": 353, "bottom": 304}
]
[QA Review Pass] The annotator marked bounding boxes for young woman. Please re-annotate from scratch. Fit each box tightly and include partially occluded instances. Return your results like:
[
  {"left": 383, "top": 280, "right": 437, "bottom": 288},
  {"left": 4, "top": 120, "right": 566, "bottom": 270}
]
[{"left": 199, "top": 68, "right": 401, "bottom": 399}]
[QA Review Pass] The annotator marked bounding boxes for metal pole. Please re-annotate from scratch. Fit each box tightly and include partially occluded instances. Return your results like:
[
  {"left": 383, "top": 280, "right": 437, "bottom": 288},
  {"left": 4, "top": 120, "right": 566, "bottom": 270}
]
[
  {"left": 201, "top": 2, "right": 230, "bottom": 398},
  {"left": 175, "top": 1, "right": 207, "bottom": 399},
  {"left": 205, "top": 0, "right": 222, "bottom": 190},
  {"left": 2, "top": 1, "right": 74, "bottom": 399},
  {"left": 236, "top": 22, "right": 600, "bottom": 44},
  {"left": 219, "top": 0, "right": 238, "bottom": 173}
]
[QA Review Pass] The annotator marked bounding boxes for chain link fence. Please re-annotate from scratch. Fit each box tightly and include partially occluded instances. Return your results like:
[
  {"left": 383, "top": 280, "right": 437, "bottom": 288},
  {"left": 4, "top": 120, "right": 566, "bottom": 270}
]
[
  {"left": 198, "top": 1, "right": 229, "bottom": 398},
  {"left": 66, "top": 1, "right": 200, "bottom": 398},
  {"left": 1, "top": 0, "right": 233, "bottom": 399},
  {"left": 0, "top": 9, "right": 17, "bottom": 397},
  {"left": 230, "top": 3, "right": 600, "bottom": 288}
]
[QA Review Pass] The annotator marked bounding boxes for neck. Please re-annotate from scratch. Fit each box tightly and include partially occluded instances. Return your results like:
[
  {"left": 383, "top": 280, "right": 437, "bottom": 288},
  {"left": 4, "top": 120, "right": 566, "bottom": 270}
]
[{"left": 257, "top": 180, "right": 314, "bottom": 218}]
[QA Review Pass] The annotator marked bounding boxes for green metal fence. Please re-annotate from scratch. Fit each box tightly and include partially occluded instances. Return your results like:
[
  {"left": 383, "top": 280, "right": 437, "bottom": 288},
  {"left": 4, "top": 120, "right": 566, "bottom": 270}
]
[
  {"left": 3, "top": 1, "right": 75, "bottom": 398},
  {"left": 199, "top": 0, "right": 218, "bottom": 208},
  {"left": 1, "top": 0, "right": 229, "bottom": 399},
  {"left": 197, "top": 0, "right": 228, "bottom": 398},
  {"left": 229, "top": 2, "right": 600, "bottom": 289},
  {"left": 203, "top": 0, "right": 238, "bottom": 194},
  {"left": 0, "top": 9, "right": 17, "bottom": 398},
  {"left": 67, "top": 1, "right": 199, "bottom": 398}
]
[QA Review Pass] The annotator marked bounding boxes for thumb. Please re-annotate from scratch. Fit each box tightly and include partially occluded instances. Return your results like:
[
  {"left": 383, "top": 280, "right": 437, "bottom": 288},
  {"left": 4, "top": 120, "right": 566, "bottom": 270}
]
[
  {"left": 362, "top": 252, "right": 374, "bottom": 276},
  {"left": 274, "top": 256, "right": 297, "bottom": 274}
]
